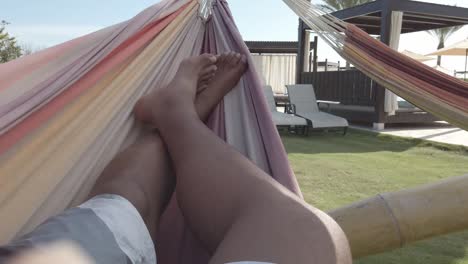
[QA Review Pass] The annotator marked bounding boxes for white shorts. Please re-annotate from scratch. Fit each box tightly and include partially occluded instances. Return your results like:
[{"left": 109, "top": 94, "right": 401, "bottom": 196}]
[{"left": 0, "top": 195, "right": 273, "bottom": 264}]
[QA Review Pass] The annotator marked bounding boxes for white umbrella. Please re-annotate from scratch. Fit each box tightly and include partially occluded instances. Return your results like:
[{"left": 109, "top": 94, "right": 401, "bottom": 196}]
[
  {"left": 402, "top": 50, "right": 434, "bottom": 62},
  {"left": 427, "top": 39, "right": 468, "bottom": 79}
]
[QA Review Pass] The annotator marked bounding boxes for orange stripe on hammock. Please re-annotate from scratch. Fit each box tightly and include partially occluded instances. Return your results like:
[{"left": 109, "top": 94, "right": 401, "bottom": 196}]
[{"left": 0, "top": 4, "right": 190, "bottom": 155}]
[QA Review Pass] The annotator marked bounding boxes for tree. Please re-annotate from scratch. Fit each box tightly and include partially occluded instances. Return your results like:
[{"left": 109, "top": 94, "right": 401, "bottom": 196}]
[
  {"left": 0, "top": 20, "right": 22, "bottom": 63},
  {"left": 21, "top": 43, "right": 34, "bottom": 56},
  {"left": 319, "top": 0, "right": 374, "bottom": 12},
  {"left": 427, "top": 25, "right": 463, "bottom": 66},
  {"left": 21, "top": 43, "right": 45, "bottom": 56}
]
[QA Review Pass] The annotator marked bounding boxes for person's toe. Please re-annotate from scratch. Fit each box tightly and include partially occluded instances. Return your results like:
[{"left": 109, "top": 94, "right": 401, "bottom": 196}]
[
  {"left": 239, "top": 55, "right": 248, "bottom": 70},
  {"left": 198, "top": 83, "right": 209, "bottom": 93},
  {"left": 217, "top": 52, "right": 228, "bottom": 65},
  {"left": 200, "top": 65, "right": 217, "bottom": 79},
  {"left": 198, "top": 53, "right": 217, "bottom": 67},
  {"left": 232, "top": 53, "right": 242, "bottom": 65},
  {"left": 181, "top": 54, "right": 216, "bottom": 77},
  {"left": 226, "top": 52, "right": 236, "bottom": 63}
]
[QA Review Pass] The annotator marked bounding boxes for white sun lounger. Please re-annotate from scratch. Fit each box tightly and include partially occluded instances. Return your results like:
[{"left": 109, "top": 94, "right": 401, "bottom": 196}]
[
  {"left": 264, "top": 85, "right": 308, "bottom": 134},
  {"left": 286, "top": 84, "right": 348, "bottom": 135}
]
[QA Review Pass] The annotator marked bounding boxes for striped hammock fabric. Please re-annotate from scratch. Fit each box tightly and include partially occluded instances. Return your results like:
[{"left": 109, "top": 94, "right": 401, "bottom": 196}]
[
  {"left": 1, "top": 0, "right": 468, "bottom": 262},
  {"left": 0, "top": 1, "right": 299, "bottom": 263},
  {"left": 283, "top": 0, "right": 468, "bottom": 131}
]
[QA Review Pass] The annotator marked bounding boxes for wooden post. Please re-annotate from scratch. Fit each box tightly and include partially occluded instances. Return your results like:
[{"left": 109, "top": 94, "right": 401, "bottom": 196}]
[
  {"left": 296, "top": 0, "right": 312, "bottom": 83},
  {"left": 313, "top": 36, "right": 318, "bottom": 73},
  {"left": 374, "top": 0, "right": 394, "bottom": 128},
  {"left": 296, "top": 20, "right": 306, "bottom": 84},
  {"left": 325, "top": 59, "right": 328, "bottom": 72}
]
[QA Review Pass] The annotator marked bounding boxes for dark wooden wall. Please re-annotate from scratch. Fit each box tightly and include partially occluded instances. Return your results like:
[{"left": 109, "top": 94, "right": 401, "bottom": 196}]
[
  {"left": 299, "top": 70, "right": 440, "bottom": 124},
  {"left": 300, "top": 70, "right": 377, "bottom": 106}
]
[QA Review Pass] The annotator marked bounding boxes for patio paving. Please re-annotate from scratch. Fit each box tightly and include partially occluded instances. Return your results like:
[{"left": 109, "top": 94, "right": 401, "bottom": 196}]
[{"left": 353, "top": 122, "right": 468, "bottom": 147}]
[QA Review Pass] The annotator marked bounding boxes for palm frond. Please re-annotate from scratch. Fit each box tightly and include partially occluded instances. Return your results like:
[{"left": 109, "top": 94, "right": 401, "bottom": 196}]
[
  {"left": 427, "top": 25, "right": 464, "bottom": 44},
  {"left": 317, "top": 4, "right": 337, "bottom": 13},
  {"left": 321, "top": 0, "right": 374, "bottom": 11}
]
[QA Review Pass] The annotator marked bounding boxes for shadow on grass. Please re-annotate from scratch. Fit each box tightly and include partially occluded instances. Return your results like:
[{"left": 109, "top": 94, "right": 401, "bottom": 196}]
[{"left": 280, "top": 129, "right": 468, "bottom": 155}]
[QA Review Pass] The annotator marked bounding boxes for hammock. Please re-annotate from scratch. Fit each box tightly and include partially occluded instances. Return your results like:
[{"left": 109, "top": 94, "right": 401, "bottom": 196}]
[
  {"left": 0, "top": 1, "right": 299, "bottom": 263},
  {"left": 0, "top": 0, "right": 467, "bottom": 262},
  {"left": 284, "top": 0, "right": 468, "bottom": 131}
]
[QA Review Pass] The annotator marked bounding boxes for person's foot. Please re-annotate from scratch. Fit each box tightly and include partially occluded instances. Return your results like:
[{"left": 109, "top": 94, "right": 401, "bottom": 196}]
[
  {"left": 134, "top": 52, "right": 248, "bottom": 125},
  {"left": 134, "top": 54, "right": 217, "bottom": 126},
  {"left": 196, "top": 52, "right": 248, "bottom": 121}
]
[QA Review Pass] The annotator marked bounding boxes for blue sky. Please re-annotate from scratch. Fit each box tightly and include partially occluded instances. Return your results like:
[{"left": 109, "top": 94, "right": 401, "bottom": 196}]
[
  {"left": 2, "top": 0, "right": 468, "bottom": 70},
  {"left": 1, "top": 0, "right": 300, "bottom": 45}
]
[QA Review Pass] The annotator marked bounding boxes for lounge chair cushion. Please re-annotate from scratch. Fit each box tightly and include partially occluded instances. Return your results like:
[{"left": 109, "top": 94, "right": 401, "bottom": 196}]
[
  {"left": 296, "top": 112, "right": 348, "bottom": 129},
  {"left": 264, "top": 85, "right": 308, "bottom": 127},
  {"left": 287, "top": 84, "right": 349, "bottom": 129},
  {"left": 287, "top": 84, "right": 320, "bottom": 113},
  {"left": 272, "top": 112, "right": 308, "bottom": 126},
  {"left": 264, "top": 85, "right": 279, "bottom": 112}
]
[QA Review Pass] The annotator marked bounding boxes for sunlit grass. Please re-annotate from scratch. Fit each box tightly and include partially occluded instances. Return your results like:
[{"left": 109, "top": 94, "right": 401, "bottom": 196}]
[{"left": 282, "top": 129, "right": 468, "bottom": 264}]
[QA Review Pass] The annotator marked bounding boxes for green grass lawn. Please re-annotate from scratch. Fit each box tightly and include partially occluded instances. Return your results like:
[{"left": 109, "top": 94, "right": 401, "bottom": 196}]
[{"left": 281, "top": 129, "right": 468, "bottom": 264}]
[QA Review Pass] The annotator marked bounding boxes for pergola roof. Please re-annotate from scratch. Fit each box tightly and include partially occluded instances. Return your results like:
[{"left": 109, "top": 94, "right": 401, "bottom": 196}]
[
  {"left": 245, "top": 41, "right": 316, "bottom": 54},
  {"left": 307, "top": 0, "right": 468, "bottom": 35}
]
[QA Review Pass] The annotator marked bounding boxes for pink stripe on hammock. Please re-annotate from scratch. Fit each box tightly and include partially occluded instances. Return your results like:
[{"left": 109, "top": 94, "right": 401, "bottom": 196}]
[
  {"left": 0, "top": 38, "right": 86, "bottom": 92},
  {"left": 0, "top": 0, "right": 192, "bottom": 132},
  {"left": 0, "top": 6, "right": 187, "bottom": 155}
]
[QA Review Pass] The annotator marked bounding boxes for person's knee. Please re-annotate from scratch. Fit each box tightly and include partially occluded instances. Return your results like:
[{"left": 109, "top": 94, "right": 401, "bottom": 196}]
[
  {"left": 248, "top": 193, "right": 352, "bottom": 264},
  {"left": 305, "top": 207, "right": 353, "bottom": 264}
]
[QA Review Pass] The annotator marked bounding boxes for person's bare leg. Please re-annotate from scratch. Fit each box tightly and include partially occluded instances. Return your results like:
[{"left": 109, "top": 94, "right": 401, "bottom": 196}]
[
  {"left": 89, "top": 53, "right": 230, "bottom": 239},
  {"left": 136, "top": 53, "right": 352, "bottom": 263},
  {"left": 88, "top": 130, "right": 171, "bottom": 239}
]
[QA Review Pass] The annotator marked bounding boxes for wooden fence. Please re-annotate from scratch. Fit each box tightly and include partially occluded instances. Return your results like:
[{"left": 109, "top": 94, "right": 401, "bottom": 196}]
[{"left": 300, "top": 70, "right": 377, "bottom": 106}]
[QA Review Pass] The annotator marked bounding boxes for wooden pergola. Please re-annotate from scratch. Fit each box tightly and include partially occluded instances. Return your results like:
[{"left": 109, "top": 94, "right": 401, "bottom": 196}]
[
  {"left": 245, "top": 41, "right": 316, "bottom": 54},
  {"left": 297, "top": 0, "right": 468, "bottom": 128},
  {"left": 245, "top": 40, "right": 319, "bottom": 72}
]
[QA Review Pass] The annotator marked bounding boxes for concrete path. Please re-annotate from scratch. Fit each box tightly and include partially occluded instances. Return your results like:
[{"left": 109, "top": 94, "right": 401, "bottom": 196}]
[{"left": 353, "top": 122, "right": 468, "bottom": 147}]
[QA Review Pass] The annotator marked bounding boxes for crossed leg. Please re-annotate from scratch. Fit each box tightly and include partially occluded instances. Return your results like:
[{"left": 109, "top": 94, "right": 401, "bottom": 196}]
[
  {"left": 5, "top": 53, "right": 350, "bottom": 264},
  {"left": 2, "top": 53, "right": 245, "bottom": 264},
  {"left": 135, "top": 54, "right": 352, "bottom": 263},
  {"left": 88, "top": 53, "right": 240, "bottom": 239}
]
